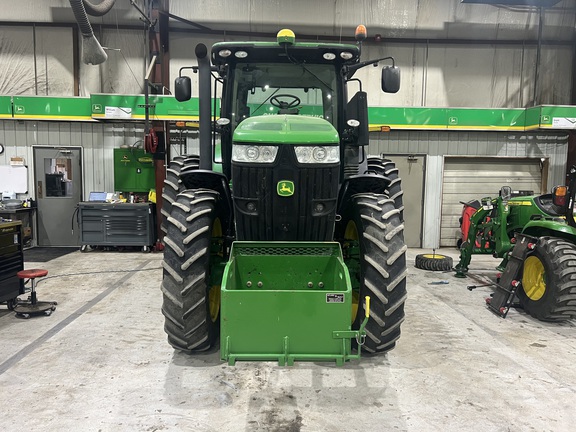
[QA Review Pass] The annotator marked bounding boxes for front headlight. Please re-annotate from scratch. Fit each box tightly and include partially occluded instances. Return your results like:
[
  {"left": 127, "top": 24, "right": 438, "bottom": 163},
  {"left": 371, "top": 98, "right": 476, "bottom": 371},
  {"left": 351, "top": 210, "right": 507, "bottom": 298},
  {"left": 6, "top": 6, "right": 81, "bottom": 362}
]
[
  {"left": 232, "top": 144, "right": 278, "bottom": 163},
  {"left": 294, "top": 146, "right": 339, "bottom": 164}
]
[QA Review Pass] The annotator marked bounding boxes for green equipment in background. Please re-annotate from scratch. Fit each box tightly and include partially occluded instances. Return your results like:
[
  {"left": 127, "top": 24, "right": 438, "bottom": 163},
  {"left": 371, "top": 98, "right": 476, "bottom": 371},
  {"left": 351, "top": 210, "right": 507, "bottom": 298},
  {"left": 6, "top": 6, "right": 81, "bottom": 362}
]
[
  {"left": 113, "top": 148, "right": 155, "bottom": 193},
  {"left": 455, "top": 166, "right": 576, "bottom": 321}
]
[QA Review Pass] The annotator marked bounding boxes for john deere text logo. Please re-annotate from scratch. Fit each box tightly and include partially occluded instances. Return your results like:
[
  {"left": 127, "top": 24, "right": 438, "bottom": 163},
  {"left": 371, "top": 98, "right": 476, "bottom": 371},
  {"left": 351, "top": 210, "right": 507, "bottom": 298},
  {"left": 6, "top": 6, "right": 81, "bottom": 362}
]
[{"left": 277, "top": 180, "right": 295, "bottom": 197}]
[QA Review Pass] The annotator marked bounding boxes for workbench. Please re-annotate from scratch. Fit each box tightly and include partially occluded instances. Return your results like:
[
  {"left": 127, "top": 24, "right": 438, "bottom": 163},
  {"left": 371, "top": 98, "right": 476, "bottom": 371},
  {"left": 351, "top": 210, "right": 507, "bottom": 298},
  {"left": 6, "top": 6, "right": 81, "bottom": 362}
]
[{"left": 0, "top": 207, "right": 35, "bottom": 247}]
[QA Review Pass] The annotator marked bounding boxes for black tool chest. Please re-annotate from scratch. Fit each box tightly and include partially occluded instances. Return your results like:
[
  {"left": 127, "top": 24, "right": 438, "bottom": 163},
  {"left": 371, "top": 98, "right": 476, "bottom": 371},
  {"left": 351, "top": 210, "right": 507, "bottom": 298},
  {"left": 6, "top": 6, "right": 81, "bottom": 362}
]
[{"left": 0, "top": 220, "right": 24, "bottom": 307}]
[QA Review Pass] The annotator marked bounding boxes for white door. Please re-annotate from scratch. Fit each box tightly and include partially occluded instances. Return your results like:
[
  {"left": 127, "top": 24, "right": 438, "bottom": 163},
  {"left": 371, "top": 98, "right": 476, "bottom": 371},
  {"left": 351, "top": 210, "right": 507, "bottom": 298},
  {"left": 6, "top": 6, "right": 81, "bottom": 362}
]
[
  {"left": 441, "top": 157, "right": 544, "bottom": 247},
  {"left": 387, "top": 155, "right": 425, "bottom": 248},
  {"left": 34, "top": 147, "right": 83, "bottom": 246}
]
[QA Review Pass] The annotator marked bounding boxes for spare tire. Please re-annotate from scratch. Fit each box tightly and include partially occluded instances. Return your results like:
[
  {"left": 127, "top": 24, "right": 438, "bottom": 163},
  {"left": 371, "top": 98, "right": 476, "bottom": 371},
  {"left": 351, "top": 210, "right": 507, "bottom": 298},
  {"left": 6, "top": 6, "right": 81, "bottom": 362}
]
[{"left": 415, "top": 254, "right": 453, "bottom": 271}]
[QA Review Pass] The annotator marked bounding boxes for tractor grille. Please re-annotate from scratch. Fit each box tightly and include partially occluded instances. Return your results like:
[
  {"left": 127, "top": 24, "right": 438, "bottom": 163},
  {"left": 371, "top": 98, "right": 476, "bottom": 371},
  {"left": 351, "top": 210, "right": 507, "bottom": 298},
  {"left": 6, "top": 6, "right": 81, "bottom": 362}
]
[
  {"left": 232, "top": 145, "right": 339, "bottom": 241},
  {"left": 236, "top": 246, "right": 336, "bottom": 256}
]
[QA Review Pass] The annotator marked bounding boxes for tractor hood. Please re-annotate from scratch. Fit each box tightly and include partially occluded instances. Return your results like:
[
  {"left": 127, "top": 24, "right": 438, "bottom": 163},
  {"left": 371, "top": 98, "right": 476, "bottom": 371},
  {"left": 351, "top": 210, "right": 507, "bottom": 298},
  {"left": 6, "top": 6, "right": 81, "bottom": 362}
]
[{"left": 233, "top": 115, "right": 339, "bottom": 145}]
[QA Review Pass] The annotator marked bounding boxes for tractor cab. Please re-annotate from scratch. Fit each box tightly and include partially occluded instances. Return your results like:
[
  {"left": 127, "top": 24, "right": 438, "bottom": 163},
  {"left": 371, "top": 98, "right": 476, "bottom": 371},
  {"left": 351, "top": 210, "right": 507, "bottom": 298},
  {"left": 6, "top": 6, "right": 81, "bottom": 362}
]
[{"left": 175, "top": 28, "right": 400, "bottom": 181}]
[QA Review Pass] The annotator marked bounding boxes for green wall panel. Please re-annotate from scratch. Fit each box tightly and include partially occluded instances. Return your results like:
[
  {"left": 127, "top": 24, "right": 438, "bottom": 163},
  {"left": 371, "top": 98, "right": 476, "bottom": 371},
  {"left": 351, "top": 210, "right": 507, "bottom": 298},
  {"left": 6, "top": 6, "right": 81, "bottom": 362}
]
[
  {"left": 538, "top": 105, "right": 576, "bottom": 130},
  {"left": 0, "top": 96, "right": 12, "bottom": 119},
  {"left": 367, "top": 107, "right": 526, "bottom": 130},
  {"left": 445, "top": 108, "right": 525, "bottom": 131},
  {"left": 368, "top": 107, "right": 447, "bottom": 130},
  {"left": 90, "top": 94, "right": 218, "bottom": 121},
  {"left": 12, "top": 96, "right": 93, "bottom": 121},
  {"left": 525, "top": 107, "right": 543, "bottom": 130}
]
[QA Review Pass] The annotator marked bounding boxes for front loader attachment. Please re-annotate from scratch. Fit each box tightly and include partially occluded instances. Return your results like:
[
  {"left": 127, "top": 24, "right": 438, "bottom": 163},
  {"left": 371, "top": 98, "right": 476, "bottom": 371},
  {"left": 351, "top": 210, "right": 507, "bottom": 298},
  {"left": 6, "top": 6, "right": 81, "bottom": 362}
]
[{"left": 220, "top": 242, "right": 369, "bottom": 366}]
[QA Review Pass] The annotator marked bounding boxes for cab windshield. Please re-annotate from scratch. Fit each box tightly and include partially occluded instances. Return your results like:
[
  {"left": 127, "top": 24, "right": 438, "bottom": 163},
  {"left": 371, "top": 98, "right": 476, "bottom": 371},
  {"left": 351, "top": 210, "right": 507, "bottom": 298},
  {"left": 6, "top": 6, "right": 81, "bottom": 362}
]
[{"left": 230, "top": 62, "right": 339, "bottom": 130}]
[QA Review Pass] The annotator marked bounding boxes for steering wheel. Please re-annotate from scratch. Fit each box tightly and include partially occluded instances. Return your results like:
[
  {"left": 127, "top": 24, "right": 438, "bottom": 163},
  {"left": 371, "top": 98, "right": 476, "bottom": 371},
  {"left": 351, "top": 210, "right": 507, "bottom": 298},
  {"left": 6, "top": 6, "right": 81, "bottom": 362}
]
[{"left": 270, "top": 94, "right": 301, "bottom": 109}]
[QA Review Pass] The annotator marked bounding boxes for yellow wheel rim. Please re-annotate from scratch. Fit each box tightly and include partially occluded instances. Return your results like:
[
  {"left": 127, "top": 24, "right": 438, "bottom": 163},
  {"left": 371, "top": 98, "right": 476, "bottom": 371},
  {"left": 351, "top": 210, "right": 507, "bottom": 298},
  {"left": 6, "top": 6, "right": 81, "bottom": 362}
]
[
  {"left": 422, "top": 254, "right": 447, "bottom": 259},
  {"left": 345, "top": 220, "right": 360, "bottom": 323},
  {"left": 523, "top": 256, "right": 546, "bottom": 301},
  {"left": 208, "top": 218, "right": 222, "bottom": 322}
]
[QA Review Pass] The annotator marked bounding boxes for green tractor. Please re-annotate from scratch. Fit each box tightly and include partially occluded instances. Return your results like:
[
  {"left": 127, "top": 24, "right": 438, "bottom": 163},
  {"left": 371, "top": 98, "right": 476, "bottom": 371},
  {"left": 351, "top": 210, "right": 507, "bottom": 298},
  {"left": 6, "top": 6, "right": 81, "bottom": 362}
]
[
  {"left": 160, "top": 27, "right": 408, "bottom": 365},
  {"left": 455, "top": 166, "right": 576, "bottom": 321}
]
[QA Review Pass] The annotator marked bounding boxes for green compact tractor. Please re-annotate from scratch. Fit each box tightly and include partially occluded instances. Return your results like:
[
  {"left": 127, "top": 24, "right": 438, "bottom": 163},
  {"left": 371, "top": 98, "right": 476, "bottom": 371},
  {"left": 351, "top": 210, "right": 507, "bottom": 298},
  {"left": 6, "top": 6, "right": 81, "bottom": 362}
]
[
  {"left": 455, "top": 166, "right": 576, "bottom": 321},
  {"left": 160, "top": 27, "right": 408, "bottom": 365}
]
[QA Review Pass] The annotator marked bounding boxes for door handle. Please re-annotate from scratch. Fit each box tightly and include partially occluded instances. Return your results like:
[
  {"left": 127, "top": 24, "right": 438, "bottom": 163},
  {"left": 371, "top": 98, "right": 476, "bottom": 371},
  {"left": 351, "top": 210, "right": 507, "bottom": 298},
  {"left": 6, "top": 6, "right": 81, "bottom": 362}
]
[{"left": 38, "top": 181, "right": 43, "bottom": 199}]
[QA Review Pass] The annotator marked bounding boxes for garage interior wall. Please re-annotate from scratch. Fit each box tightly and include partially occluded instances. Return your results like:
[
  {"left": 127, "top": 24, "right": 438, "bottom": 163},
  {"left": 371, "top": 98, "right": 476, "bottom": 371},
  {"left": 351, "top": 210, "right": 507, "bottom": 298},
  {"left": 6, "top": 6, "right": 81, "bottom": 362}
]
[
  {"left": 369, "top": 130, "right": 569, "bottom": 248},
  {"left": 0, "top": 120, "right": 143, "bottom": 198},
  {"left": 0, "top": 0, "right": 575, "bottom": 105}
]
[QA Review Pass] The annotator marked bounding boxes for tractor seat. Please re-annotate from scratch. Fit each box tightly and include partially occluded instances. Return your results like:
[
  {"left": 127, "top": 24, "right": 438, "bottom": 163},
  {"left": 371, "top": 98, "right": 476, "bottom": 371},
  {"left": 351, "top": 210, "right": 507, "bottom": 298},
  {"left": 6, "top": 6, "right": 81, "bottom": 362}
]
[
  {"left": 533, "top": 194, "right": 565, "bottom": 217},
  {"left": 13, "top": 269, "right": 57, "bottom": 319}
]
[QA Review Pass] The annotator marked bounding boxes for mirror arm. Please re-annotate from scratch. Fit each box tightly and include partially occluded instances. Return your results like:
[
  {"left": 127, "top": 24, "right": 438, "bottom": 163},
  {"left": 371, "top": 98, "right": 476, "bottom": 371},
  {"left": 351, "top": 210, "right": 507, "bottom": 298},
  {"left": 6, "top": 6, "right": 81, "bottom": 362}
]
[
  {"left": 178, "top": 65, "right": 221, "bottom": 78},
  {"left": 178, "top": 66, "right": 197, "bottom": 77},
  {"left": 344, "top": 56, "right": 395, "bottom": 80}
]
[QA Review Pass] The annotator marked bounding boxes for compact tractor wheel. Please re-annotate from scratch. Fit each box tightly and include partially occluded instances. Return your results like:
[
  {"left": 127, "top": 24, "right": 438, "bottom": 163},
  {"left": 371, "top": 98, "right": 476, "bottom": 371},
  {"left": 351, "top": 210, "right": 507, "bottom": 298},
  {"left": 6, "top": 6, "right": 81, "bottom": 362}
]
[
  {"left": 517, "top": 237, "right": 576, "bottom": 321},
  {"left": 367, "top": 157, "right": 404, "bottom": 221},
  {"left": 160, "top": 156, "right": 200, "bottom": 235},
  {"left": 337, "top": 193, "right": 408, "bottom": 353},
  {"left": 415, "top": 253, "right": 454, "bottom": 271},
  {"left": 161, "top": 189, "right": 225, "bottom": 352}
]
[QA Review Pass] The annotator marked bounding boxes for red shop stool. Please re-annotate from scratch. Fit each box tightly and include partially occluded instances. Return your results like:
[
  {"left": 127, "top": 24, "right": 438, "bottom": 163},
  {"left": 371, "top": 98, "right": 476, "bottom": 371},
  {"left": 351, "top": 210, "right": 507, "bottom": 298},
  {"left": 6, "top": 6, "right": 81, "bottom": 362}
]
[{"left": 13, "top": 269, "right": 57, "bottom": 319}]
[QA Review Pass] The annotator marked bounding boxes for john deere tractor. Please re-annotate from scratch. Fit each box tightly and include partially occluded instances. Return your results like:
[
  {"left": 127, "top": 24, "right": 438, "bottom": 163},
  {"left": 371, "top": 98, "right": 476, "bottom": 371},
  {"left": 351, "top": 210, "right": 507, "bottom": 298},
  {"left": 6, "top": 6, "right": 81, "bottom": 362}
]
[
  {"left": 455, "top": 166, "right": 576, "bottom": 321},
  {"left": 160, "top": 27, "right": 408, "bottom": 365}
]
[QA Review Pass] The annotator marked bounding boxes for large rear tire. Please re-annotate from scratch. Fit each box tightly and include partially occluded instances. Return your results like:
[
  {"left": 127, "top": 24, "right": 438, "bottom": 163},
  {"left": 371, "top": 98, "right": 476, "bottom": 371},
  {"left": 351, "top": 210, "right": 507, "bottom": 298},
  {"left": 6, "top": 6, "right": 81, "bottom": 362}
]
[
  {"left": 337, "top": 193, "right": 408, "bottom": 353},
  {"left": 518, "top": 237, "right": 576, "bottom": 321},
  {"left": 367, "top": 156, "right": 404, "bottom": 221},
  {"left": 161, "top": 189, "right": 224, "bottom": 351}
]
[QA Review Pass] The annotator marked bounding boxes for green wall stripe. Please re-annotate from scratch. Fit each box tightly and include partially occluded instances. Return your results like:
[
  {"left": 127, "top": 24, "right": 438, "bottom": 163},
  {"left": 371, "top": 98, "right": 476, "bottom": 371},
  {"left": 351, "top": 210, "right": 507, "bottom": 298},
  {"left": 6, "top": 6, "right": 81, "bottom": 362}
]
[
  {"left": 0, "top": 94, "right": 575, "bottom": 132},
  {"left": 12, "top": 96, "right": 92, "bottom": 119}
]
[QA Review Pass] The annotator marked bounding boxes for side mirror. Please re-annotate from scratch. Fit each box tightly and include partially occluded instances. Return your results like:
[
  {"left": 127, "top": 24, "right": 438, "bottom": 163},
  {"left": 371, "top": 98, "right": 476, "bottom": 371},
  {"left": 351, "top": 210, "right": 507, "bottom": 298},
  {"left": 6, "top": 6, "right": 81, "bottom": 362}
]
[
  {"left": 175, "top": 76, "right": 192, "bottom": 102},
  {"left": 382, "top": 66, "right": 400, "bottom": 93},
  {"left": 552, "top": 185, "right": 568, "bottom": 207},
  {"left": 500, "top": 186, "right": 512, "bottom": 202}
]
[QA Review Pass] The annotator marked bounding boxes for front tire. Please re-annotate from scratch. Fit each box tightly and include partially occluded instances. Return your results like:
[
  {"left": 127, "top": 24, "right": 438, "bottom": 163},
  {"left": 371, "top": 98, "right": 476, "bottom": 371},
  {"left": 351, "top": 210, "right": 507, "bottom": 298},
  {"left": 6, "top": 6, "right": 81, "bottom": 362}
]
[
  {"left": 518, "top": 237, "right": 576, "bottom": 321},
  {"left": 337, "top": 193, "right": 408, "bottom": 353},
  {"left": 367, "top": 156, "right": 404, "bottom": 221},
  {"left": 161, "top": 189, "right": 225, "bottom": 351},
  {"left": 160, "top": 156, "right": 200, "bottom": 235}
]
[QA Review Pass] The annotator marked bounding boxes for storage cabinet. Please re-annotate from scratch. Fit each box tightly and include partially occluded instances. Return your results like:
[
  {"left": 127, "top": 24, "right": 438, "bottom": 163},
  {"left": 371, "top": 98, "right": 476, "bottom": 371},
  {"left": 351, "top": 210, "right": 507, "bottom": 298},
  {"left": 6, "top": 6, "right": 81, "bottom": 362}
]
[
  {"left": 0, "top": 220, "right": 24, "bottom": 308},
  {"left": 78, "top": 203, "right": 155, "bottom": 251},
  {"left": 113, "top": 148, "right": 155, "bottom": 193}
]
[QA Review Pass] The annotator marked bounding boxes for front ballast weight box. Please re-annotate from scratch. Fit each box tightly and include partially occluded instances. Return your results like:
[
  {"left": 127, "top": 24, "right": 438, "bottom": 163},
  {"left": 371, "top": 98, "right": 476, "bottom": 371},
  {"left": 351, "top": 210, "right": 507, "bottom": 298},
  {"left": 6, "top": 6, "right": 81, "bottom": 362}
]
[{"left": 220, "top": 242, "right": 370, "bottom": 366}]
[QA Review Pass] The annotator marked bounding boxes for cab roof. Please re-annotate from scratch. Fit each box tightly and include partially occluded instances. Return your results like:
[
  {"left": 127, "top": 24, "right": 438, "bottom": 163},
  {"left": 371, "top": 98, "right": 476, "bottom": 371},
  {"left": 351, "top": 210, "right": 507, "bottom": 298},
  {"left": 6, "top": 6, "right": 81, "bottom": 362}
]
[{"left": 211, "top": 41, "right": 360, "bottom": 67}]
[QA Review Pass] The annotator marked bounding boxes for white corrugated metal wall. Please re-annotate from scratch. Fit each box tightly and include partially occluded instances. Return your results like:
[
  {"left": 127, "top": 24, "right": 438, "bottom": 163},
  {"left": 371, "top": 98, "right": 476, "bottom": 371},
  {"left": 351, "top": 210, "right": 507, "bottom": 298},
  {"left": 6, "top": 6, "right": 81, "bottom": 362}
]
[
  {"left": 369, "top": 131, "right": 569, "bottom": 248},
  {"left": 441, "top": 157, "right": 544, "bottom": 247},
  {"left": 0, "top": 0, "right": 574, "bottom": 105},
  {"left": 0, "top": 120, "right": 143, "bottom": 197}
]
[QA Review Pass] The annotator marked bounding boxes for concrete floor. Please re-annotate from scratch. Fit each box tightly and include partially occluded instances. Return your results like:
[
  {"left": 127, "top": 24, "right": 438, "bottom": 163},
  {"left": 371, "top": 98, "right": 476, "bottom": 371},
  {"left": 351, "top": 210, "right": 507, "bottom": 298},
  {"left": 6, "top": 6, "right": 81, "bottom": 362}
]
[{"left": 0, "top": 247, "right": 575, "bottom": 432}]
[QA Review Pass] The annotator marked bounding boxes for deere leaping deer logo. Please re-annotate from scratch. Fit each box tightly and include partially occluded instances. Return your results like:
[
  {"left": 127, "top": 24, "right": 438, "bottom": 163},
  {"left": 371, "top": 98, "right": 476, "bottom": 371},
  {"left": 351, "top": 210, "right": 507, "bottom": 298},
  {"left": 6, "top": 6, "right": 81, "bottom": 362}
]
[{"left": 277, "top": 180, "right": 295, "bottom": 197}]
